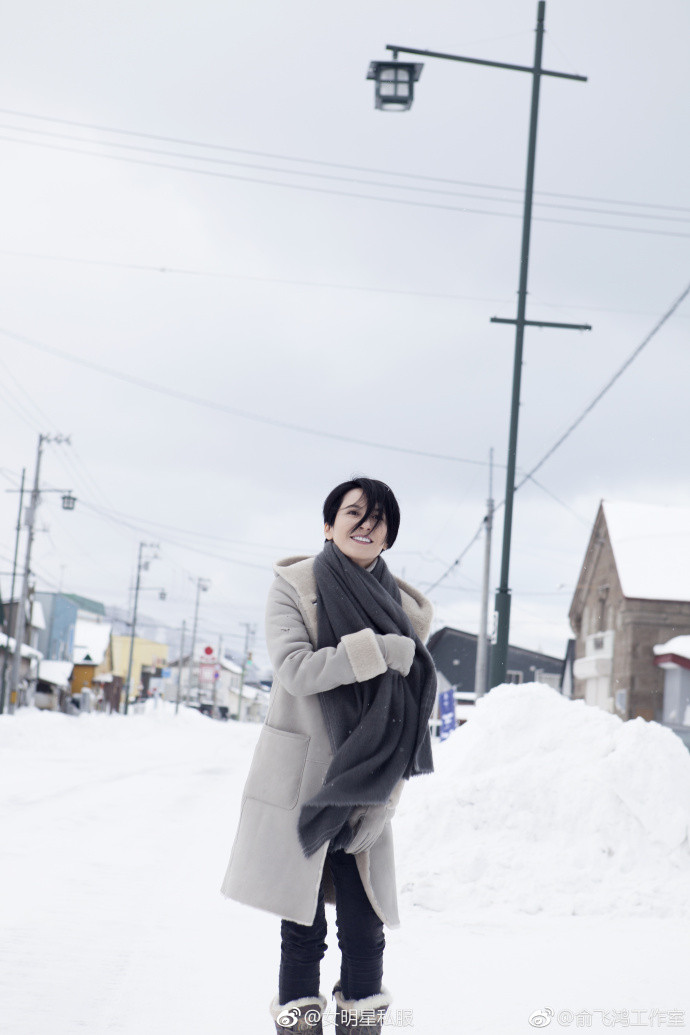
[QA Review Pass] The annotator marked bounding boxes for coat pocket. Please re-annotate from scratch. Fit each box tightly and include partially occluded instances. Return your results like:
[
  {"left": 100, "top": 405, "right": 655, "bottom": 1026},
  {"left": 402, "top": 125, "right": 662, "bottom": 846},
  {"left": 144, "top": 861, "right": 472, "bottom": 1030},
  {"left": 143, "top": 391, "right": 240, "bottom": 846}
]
[{"left": 244, "top": 725, "right": 310, "bottom": 810}]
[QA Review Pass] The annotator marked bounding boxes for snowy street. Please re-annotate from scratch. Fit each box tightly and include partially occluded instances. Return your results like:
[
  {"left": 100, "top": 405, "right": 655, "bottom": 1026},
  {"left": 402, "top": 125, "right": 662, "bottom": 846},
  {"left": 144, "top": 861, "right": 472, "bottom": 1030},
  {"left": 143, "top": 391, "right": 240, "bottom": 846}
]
[{"left": 1, "top": 688, "right": 689, "bottom": 1034}]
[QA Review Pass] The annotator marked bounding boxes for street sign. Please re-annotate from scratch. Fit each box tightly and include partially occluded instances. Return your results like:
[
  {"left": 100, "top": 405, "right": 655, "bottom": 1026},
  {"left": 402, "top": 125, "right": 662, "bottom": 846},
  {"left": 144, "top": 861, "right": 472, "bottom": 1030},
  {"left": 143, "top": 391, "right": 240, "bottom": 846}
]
[{"left": 438, "top": 689, "right": 456, "bottom": 742}]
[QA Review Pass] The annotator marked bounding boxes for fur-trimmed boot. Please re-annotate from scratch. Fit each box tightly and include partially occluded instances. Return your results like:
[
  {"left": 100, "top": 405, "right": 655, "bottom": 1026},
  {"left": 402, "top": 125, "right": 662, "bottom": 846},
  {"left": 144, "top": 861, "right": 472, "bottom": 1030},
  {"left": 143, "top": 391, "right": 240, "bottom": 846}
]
[
  {"left": 270, "top": 993, "right": 327, "bottom": 1033},
  {"left": 333, "top": 982, "right": 392, "bottom": 1035}
]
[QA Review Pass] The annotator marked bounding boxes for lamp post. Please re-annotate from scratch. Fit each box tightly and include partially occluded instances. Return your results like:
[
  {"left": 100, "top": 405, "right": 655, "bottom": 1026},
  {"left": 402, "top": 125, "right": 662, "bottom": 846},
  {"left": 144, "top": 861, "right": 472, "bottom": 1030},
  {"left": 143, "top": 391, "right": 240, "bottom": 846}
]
[{"left": 368, "top": 2, "right": 590, "bottom": 687}]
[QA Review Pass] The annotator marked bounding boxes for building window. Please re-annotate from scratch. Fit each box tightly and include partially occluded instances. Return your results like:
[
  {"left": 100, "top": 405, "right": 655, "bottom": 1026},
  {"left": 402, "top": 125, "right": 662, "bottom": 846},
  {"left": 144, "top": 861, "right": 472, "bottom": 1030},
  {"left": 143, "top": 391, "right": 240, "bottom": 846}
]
[{"left": 505, "top": 670, "right": 523, "bottom": 684}]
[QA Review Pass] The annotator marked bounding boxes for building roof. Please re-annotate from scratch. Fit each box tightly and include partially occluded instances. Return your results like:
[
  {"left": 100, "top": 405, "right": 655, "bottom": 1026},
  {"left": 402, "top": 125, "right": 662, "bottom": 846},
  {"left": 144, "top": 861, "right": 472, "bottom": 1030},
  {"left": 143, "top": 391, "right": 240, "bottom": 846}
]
[
  {"left": 0, "top": 632, "right": 42, "bottom": 661},
  {"left": 38, "top": 659, "right": 74, "bottom": 688},
  {"left": 603, "top": 500, "right": 690, "bottom": 602},
  {"left": 30, "top": 600, "right": 46, "bottom": 631},
  {"left": 428, "top": 626, "right": 563, "bottom": 666},
  {"left": 72, "top": 618, "right": 111, "bottom": 665},
  {"left": 653, "top": 635, "right": 690, "bottom": 671},
  {"left": 62, "top": 593, "right": 106, "bottom": 617}
]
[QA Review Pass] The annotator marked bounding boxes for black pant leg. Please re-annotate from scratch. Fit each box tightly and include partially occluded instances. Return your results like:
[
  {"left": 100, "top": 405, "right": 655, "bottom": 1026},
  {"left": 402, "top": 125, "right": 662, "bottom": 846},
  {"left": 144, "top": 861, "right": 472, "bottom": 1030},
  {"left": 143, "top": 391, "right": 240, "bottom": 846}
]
[
  {"left": 278, "top": 882, "right": 328, "bottom": 1003},
  {"left": 329, "top": 849, "right": 385, "bottom": 1001}
]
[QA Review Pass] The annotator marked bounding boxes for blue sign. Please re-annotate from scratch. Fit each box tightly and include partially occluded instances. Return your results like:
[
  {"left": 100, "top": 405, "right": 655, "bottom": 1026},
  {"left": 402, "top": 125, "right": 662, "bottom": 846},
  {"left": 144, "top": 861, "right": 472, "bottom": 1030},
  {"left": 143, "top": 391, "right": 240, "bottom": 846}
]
[
  {"left": 161, "top": 668, "right": 172, "bottom": 678},
  {"left": 438, "top": 689, "right": 456, "bottom": 741}
]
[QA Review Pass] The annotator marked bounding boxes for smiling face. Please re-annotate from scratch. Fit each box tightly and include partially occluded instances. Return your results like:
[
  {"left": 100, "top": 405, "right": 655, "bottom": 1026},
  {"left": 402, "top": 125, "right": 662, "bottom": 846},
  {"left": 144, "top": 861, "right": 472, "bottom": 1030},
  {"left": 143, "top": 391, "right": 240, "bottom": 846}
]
[{"left": 324, "top": 489, "right": 389, "bottom": 568}]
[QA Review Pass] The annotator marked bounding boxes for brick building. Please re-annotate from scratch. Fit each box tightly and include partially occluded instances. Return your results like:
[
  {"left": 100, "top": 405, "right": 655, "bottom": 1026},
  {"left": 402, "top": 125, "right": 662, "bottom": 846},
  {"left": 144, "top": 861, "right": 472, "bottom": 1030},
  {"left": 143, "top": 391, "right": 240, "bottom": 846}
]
[{"left": 569, "top": 501, "right": 690, "bottom": 721}]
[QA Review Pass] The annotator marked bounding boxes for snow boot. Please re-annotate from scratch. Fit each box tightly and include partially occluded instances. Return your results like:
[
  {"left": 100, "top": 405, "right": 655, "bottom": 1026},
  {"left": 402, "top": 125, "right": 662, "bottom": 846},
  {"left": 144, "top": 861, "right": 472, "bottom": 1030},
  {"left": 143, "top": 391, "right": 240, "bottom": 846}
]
[
  {"left": 333, "top": 982, "right": 392, "bottom": 1034},
  {"left": 270, "top": 993, "right": 327, "bottom": 1033}
]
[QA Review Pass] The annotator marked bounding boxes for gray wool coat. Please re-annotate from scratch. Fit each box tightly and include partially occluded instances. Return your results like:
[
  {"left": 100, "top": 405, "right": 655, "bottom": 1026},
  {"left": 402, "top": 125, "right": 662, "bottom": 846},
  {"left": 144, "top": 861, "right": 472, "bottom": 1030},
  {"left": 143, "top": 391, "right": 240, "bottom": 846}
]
[{"left": 219, "top": 554, "right": 433, "bottom": 929}]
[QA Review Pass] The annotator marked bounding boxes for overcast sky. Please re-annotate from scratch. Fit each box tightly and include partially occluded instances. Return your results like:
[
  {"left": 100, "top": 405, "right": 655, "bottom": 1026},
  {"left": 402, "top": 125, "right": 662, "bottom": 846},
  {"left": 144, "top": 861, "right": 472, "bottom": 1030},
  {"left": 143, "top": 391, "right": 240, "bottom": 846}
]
[{"left": 0, "top": 0, "right": 688, "bottom": 667}]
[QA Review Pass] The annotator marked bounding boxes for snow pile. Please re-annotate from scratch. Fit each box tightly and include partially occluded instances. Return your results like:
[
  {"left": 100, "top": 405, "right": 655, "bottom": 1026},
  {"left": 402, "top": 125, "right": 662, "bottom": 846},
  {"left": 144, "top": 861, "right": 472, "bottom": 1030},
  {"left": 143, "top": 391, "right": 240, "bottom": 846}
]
[{"left": 397, "top": 683, "right": 690, "bottom": 919}]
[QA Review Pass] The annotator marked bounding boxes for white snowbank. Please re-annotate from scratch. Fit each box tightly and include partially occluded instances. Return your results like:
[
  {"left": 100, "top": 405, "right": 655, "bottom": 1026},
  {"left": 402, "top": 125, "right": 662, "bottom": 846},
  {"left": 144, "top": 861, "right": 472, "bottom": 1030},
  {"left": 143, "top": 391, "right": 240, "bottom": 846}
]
[{"left": 397, "top": 683, "right": 690, "bottom": 919}]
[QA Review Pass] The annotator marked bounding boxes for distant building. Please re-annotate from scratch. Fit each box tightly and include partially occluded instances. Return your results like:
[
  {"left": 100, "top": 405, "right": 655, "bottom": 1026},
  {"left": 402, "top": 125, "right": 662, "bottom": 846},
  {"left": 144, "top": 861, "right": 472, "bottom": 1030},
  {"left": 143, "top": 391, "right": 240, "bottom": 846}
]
[
  {"left": 569, "top": 501, "right": 690, "bottom": 721},
  {"left": 428, "top": 626, "right": 564, "bottom": 696},
  {"left": 71, "top": 614, "right": 112, "bottom": 697},
  {"left": 34, "top": 592, "right": 106, "bottom": 661},
  {"left": 0, "top": 598, "right": 44, "bottom": 708},
  {"left": 653, "top": 636, "right": 690, "bottom": 748},
  {"left": 165, "top": 653, "right": 269, "bottom": 722},
  {"left": 106, "top": 635, "right": 169, "bottom": 700}
]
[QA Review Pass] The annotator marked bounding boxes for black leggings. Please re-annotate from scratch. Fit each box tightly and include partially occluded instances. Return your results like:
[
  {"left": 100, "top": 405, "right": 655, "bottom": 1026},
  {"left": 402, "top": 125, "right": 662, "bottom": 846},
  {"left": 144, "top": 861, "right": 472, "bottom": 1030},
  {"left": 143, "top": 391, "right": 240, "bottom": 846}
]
[{"left": 279, "top": 849, "right": 385, "bottom": 1003}]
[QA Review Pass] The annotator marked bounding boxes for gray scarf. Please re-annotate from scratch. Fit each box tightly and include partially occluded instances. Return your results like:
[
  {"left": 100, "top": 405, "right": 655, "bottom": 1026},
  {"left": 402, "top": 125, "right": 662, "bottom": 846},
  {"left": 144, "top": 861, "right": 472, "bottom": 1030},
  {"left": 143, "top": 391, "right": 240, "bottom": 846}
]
[{"left": 297, "top": 540, "right": 436, "bottom": 858}]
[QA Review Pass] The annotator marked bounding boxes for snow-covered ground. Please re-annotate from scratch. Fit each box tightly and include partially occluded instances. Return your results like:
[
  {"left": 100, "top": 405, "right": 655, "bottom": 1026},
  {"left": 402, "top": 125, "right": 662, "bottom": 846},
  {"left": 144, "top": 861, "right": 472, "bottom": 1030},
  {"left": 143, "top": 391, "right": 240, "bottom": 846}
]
[{"left": 1, "top": 685, "right": 688, "bottom": 1034}]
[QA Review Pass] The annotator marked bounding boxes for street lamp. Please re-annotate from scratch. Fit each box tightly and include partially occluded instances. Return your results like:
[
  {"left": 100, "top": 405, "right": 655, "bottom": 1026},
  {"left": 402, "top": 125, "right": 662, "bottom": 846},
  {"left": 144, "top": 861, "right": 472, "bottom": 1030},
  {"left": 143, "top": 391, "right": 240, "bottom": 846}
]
[
  {"left": 368, "top": 1, "right": 590, "bottom": 687},
  {"left": 61, "top": 492, "right": 77, "bottom": 511},
  {"left": 366, "top": 59, "right": 422, "bottom": 111}
]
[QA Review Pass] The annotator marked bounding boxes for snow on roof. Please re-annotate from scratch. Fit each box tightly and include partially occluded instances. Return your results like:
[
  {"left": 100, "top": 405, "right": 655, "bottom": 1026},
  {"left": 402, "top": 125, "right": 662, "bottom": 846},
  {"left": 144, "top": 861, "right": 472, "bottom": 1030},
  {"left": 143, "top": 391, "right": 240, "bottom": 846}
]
[
  {"left": 38, "top": 659, "right": 74, "bottom": 688},
  {"left": 62, "top": 593, "right": 106, "bottom": 616},
  {"left": 30, "top": 600, "right": 46, "bottom": 631},
  {"left": 0, "top": 632, "right": 42, "bottom": 661},
  {"left": 220, "top": 657, "right": 243, "bottom": 675},
  {"left": 603, "top": 500, "right": 690, "bottom": 601},
  {"left": 72, "top": 618, "right": 111, "bottom": 665},
  {"left": 653, "top": 636, "right": 690, "bottom": 666}
]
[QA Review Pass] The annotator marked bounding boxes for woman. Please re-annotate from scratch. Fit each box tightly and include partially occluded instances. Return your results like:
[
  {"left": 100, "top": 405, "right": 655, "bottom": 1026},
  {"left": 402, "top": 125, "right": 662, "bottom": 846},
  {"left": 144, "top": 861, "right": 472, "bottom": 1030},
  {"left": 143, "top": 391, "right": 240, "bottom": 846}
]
[{"left": 221, "top": 477, "right": 437, "bottom": 1034}]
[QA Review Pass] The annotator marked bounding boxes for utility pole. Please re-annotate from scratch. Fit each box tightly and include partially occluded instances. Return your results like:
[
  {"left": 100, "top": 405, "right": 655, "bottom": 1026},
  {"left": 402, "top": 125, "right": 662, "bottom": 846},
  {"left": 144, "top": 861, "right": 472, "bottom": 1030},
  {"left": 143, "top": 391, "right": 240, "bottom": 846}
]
[
  {"left": 369, "top": 2, "right": 590, "bottom": 687},
  {"left": 175, "top": 620, "right": 186, "bottom": 715},
  {"left": 475, "top": 450, "right": 494, "bottom": 698},
  {"left": 186, "top": 577, "right": 209, "bottom": 705},
  {"left": 236, "top": 622, "right": 255, "bottom": 721},
  {"left": 8, "top": 435, "right": 73, "bottom": 711},
  {"left": 123, "top": 541, "right": 158, "bottom": 714},
  {"left": 8, "top": 439, "right": 46, "bottom": 713},
  {"left": 0, "top": 469, "right": 26, "bottom": 715},
  {"left": 214, "top": 633, "right": 223, "bottom": 719}
]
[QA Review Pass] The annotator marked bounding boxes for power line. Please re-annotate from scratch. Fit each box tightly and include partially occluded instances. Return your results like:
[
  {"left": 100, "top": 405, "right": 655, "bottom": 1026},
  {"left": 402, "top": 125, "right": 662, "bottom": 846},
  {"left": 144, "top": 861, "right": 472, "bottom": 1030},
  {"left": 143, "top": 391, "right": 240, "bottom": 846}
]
[
  {"left": 422, "top": 277, "right": 690, "bottom": 594},
  {"left": 2, "top": 248, "right": 689, "bottom": 323},
  {"left": 4, "top": 120, "right": 690, "bottom": 226},
  {"left": 1, "top": 105, "right": 688, "bottom": 214},
  {"left": 0, "top": 325, "right": 497, "bottom": 468},
  {"left": 0, "top": 248, "right": 513, "bottom": 306},
  {"left": 516, "top": 277, "right": 690, "bottom": 489},
  {"left": 424, "top": 518, "right": 486, "bottom": 593},
  {"left": 2, "top": 131, "right": 690, "bottom": 241},
  {"left": 77, "top": 498, "right": 304, "bottom": 556}
]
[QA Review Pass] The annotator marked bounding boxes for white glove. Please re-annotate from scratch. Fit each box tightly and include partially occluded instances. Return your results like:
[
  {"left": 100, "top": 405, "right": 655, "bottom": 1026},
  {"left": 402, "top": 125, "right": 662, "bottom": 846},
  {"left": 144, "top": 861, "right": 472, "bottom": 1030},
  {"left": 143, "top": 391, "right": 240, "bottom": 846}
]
[{"left": 375, "top": 633, "right": 416, "bottom": 676}]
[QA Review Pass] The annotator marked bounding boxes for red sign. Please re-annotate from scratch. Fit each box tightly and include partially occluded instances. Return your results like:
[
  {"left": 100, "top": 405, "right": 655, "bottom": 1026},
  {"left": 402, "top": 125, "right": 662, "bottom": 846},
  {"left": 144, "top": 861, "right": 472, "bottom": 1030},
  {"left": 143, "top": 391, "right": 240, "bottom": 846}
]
[{"left": 204, "top": 646, "right": 213, "bottom": 656}]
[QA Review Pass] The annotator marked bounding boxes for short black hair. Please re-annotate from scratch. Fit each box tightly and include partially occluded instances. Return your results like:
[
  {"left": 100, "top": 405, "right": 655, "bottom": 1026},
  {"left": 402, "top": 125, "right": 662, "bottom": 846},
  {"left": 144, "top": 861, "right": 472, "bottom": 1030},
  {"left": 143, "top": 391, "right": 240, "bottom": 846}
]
[{"left": 323, "top": 477, "right": 401, "bottom": 549}]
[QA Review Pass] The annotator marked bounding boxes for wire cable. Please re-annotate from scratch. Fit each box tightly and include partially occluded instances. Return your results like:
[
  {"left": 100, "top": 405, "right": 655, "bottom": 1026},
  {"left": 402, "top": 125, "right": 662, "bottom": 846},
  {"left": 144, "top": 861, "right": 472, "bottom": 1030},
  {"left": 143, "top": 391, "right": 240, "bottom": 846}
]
[
  {"left": 1, "top": 106, "right": 688, "bottom": 214},
  {"left": 0, "top": 325, "right": 497, "bottom": 468},
  {"left": 4, "top": 120, "right": 690, "bottom": 225},
  {"left": 2, "top": 131, "right": 690, "bottom": 240},
  {"left": 516, "top": 277, "right": 690, "bottom": 489},
  {"left": 420, "top": 277, "right": 690, "bottom": 594},
  {"left": 424, "top": 518, "right": 486, "bottom": 593}
]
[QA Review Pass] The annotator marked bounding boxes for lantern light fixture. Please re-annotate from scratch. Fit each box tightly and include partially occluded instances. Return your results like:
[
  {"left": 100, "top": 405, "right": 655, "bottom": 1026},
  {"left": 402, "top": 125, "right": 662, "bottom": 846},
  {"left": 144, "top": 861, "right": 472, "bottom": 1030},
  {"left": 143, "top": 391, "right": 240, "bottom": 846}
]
[
  {"left": 61, "top": 492, "right": 76, "bottom": 511},
  {"left": 366, "top": 60, "right": 423, "bottom": 111}
]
